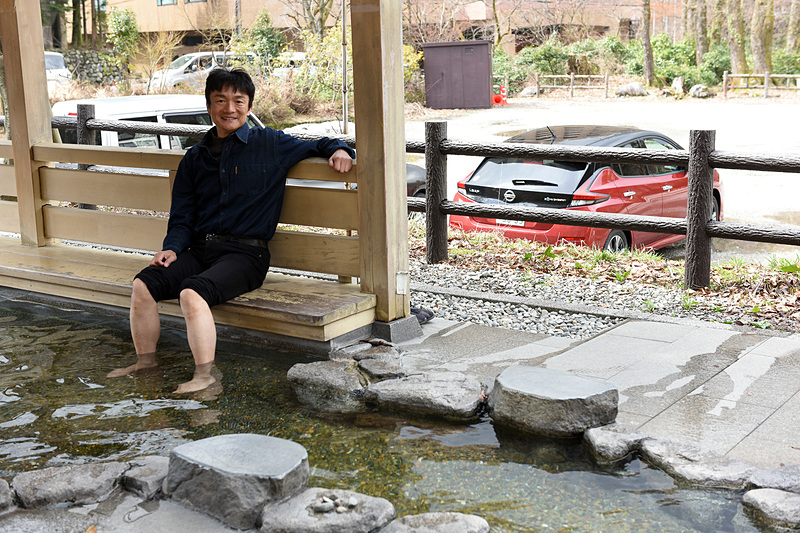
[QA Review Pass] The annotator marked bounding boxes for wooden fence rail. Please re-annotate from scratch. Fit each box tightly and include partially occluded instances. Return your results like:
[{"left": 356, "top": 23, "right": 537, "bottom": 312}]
[
  {"left": 33, "top": 113, "right": 800, "bottom": 290},
  {"left": 407, "top": 121, "right": 800, "bottom": 290},
  {"left": 534, "top": 73, "right": 610, "bottom": 98},
  {"left": 722, "top": 71, "right": 800, "bottom": 98}
]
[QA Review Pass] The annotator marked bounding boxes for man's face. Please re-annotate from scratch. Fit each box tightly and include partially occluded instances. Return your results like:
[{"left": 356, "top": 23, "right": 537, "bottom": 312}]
[{"left": 207, "top": 86, "right": 252, "bottom": 138}]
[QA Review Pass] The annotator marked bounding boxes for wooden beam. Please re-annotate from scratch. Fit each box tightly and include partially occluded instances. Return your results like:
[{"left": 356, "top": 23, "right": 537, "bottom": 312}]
[
  {"left": 351, "top": 0, "right": 410, "bottom": 322},
  {"left": 0, "top": 0, "right": 51, "bottom": 246},
  {"left": 33, "top": 143, "right": 185, "bottom": 170}
]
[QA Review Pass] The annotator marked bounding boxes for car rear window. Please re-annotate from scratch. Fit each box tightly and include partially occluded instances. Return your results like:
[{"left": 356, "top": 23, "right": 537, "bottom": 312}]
[{"left": 468, "top": 158, "right": 589, "bottom": 193}]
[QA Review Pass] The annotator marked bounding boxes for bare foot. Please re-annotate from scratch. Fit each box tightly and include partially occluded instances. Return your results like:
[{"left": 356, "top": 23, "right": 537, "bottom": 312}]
[
  {"left": 174, "top": 375, "right": 216, "bottom": 394},
  {"left": 107, "top": 353, "right": 158, "bottom": 378}
]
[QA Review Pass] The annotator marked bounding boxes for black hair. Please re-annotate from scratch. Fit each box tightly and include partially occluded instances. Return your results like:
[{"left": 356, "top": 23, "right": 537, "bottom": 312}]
[{"left": 205, "top": 67, "right": 255, "bottom": 109}]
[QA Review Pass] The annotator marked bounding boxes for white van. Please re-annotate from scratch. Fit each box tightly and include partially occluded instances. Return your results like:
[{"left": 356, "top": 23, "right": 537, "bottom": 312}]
[
  {"left": 45, "top": 51, "right": 72, "bottom": 95},
  {"left": 150, "top": 52, "right": 258, "bottom": 89},
  {"left": 52, "top": 94, "right": 263, "bottom": 151}
]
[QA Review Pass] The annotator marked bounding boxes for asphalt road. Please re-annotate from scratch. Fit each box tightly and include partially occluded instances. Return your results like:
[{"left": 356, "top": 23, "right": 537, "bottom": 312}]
[{"left": 405, "top": 94, "right": 800, "bottom": 263}]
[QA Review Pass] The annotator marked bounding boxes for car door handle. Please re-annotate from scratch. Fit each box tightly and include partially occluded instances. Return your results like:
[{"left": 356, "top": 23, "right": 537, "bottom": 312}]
[
  {"left": 662, "top": 185, "right": 673, "bottom": 191},
  {"left": 623, "top": 190, "right": 636, "bottom": 197}
]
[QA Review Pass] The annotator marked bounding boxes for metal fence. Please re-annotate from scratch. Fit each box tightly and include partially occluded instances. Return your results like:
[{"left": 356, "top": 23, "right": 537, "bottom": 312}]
[{"left": 46, "top": 110, "right": 800, "bottom": 291}]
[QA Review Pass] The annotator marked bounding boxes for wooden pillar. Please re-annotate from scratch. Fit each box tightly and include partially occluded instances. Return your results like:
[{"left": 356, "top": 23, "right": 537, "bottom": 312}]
[
  {"left": 0, "top": 0, "right": 51, "bottom": 246},
  {"left": 684, "top": 130, "right": 715, "bottom": 290},
  {"left": 425, "top": 121, "right": 448, "bottom": 264},
  {"left": 350, "top": 0, "right": 409, "bottom": 323}
]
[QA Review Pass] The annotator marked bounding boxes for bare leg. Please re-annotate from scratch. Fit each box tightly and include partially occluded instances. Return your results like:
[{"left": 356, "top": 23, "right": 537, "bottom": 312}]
[
  {"left": 174, "top": 288, "right": 217, "bottom": 393},
  {"left": 108, "top": 279, "right": 160, "bottom": 377}
]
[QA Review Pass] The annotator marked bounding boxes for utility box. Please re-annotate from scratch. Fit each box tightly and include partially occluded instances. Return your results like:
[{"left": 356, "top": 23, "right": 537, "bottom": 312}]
[{"left": 422, "top": 40, "right": 492, "bottom": 109}]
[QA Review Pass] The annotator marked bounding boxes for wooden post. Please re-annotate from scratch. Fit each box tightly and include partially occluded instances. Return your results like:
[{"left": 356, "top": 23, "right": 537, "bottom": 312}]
[
  {"left": 77, "top": 104, "right": 97, "bottom": 210},
  {"left": 605, "top": 72, "right": 609, "bottom": 98},
  {"left": 569, "top": 73, "right": 574, "bottom": 98},
  {"left": 764, "top": 72, "right": 770, "bottom": 98},
  {"left": 0, "top": 0, "right": 52, "bottom": 246},
  {"left": 425, "top": 121, "right": 448, "bottom": 264},
  {"left": 536, "top": 74, "right": 540, "bottom": 97},
  {"left": 723, "top": 71, "right": 728, "bottom": 98},
  {"left": 684, "top": 130, "right": 715, "bottom": 290},
  {"left": 350, "top": 0, "right": 409, "bottom": 323}
]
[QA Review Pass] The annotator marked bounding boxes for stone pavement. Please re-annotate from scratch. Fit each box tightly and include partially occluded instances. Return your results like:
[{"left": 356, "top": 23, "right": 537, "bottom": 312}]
[{"left": 397, "top": 317, "right": 800, "bottom": 470}]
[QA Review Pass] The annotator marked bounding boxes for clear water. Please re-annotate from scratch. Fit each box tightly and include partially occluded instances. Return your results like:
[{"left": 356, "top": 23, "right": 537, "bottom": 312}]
[{"left": 0, "top": 294, "right": 766, "bottom": 532}]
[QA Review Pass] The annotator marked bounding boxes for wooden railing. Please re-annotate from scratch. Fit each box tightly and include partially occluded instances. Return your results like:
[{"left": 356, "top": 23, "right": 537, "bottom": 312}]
[
  {"left": 405, "top": 121, "right": 800, "bottom": 290},
  {"left": 722, "top": 71, "right": 800, "bottom": 98},
  {"left": 534, "top": 73, "right": 610, "bottom": 98},
  {"left": 9, "top": 114, "right": 800, "bottom": 291}
]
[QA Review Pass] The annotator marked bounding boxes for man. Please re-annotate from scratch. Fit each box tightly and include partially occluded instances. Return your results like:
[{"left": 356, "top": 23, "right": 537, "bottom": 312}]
[{"left": 108, "top": 68, "right": 354, "bottom": 393}]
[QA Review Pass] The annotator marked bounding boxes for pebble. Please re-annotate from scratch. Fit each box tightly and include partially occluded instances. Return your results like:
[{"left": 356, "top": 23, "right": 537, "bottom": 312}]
[{"left": 409, "top": 260, "right": 739, "bottom": 339}]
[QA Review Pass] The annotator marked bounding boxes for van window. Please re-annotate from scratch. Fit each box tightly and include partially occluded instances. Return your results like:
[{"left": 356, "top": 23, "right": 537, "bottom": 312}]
[
  {"left": 168, "top": 55, "right": 195, "bottom": 70},
  {"left": 119, "top": 116, "right": 159, "bottom": 148},
  {"left": 165, "top": 112, "right": 213, "bottom": 149}
]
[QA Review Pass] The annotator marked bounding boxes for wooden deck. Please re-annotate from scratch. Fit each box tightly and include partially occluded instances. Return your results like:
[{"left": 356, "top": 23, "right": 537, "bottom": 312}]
[{"left": 0, "top": 235, "right": 377, "bottom": 347}]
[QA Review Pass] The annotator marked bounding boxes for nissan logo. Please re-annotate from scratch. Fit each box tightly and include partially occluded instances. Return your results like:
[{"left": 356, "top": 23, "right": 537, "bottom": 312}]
[{"left": 503, "top": 190, "right": 516, "bottom": 203}]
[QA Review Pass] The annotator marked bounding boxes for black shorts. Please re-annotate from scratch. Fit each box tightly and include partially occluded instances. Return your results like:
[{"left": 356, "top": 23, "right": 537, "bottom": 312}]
[{"left": 134, "top": 240, "right": 270, "bottom": 307}]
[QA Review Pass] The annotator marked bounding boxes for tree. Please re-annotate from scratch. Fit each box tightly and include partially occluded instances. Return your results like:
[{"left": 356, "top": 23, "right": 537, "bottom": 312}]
[
  {"left": 787, "top": 0, "right": 799, "bottom": 52},
  {"left": 641, "top": 0, "right": 656, "bottom": 85},
  {"left": 726, "top": 0, "right": 748, "bottom": 73},
  {"left": 138, "top": 31, "right": 185, "bottom": 94},
  {"left": 751, "top": 0, "right": 774, "bottom": 73},
  {"left": 695, "top": 0, "right": 709, "bottom": 65},
  {"left": 107, "top": 8, "right": 140, "bottom": 69},
  {"left": 71, "top": 0, "right": 82, "bottom": 47},
  {"left": 233, "top": 8, "right": 285, "bottom": 61},
  {"left": 279, "top": 0, "right": 338, "bottom": 39},
  {"left": 402, "top": 0, "right": 473, "bottom": 48}
]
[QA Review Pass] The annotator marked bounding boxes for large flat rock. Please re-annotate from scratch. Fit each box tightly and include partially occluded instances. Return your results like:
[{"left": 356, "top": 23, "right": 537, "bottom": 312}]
[
  {"left": 742, "top": 488, "right": 800, "bottom": 528},
  {"left": 164, "top": 434, "right": 309, "bottom": 530},
  {"left": 382, "top": 512, "right": 490, "bottom": 532},
  {"left": 364, "top": 371, "right": 483, "bottom": 421},
  {"left": 488, "top": 366, "right": 618, "bottom": 437},
  {"left": 287, "top": 360, "right": 367, "bottom": 413},
  {"left": 12, "top": 461, "right": 129, "bottom": 509},
  {"left": 260, "top": 487, "right": 395, "bottom": 532}
]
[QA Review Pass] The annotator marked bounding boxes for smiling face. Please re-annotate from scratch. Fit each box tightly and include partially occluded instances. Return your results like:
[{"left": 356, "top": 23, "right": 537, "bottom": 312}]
[{"left": 207, "top": 85, "right": 252, "bottom": 138}]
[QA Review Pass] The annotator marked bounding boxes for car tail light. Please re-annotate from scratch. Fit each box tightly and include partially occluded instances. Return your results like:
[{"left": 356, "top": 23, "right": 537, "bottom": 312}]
[{"left": 568, "top": 193, "right": 609, "bottom": 207}]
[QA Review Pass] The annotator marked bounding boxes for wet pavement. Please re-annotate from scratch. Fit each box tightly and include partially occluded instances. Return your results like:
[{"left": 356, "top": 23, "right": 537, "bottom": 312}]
[{"left": 397, "top": 317, "right": 800, "bottom": 470}]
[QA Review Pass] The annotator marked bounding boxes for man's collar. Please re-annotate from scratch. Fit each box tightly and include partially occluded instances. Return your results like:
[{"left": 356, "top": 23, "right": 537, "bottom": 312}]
[{"left": 233, "top": 122, "right": 250, "bottom": 143}]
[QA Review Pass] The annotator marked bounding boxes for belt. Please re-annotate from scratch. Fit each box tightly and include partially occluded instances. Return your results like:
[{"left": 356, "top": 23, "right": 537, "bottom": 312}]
[{"left": 205, "top": 234, "right": 268, "bottom": 248}]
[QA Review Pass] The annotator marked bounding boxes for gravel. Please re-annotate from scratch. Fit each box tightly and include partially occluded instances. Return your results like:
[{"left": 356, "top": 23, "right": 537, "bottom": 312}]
[{"left": 409, "top": 259, "right": 760, "bottom": 339}]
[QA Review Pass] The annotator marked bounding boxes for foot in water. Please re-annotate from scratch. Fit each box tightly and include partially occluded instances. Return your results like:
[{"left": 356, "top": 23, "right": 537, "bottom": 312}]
[
  {"left": 107, "top": 352, "right": 158, "bottom": 378},
  {"left": 174, "top": 362, "right": 217, "bottom": 394}
]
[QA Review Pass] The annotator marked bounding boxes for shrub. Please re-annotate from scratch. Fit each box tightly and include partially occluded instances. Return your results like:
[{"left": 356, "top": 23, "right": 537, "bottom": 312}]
[
  {"left": 515, "top": 37, "right": 569, "bottom": 75},
  {"left": 772, "top": 48, "right": 800, "bottom": 74}
]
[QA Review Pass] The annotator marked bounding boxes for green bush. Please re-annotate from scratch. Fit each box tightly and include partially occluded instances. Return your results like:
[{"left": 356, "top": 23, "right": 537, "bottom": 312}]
[
  {"left": 699, "top": 44, "right": 731, "bottom": 80},
  {"left": 772, "top": 48, "right": 800, "bottom": 74},
  {"left": 515, "top": 37, "right": 569, "bottom": 75}
]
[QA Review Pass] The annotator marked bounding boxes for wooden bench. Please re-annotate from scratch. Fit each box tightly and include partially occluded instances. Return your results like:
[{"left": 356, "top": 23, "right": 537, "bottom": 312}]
[{"left": 0, "top": 142, "right": 377, "bottom": 351}]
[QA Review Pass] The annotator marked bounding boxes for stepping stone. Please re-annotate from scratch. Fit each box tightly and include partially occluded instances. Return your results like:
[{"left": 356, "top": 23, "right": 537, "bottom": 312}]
[
  {"left": 122, "top": 455, "right": 169, "bottom": 500},
  {"left": 164, "top": 434, "right": 309, "bottom": 530},
  {"left": 743, "top": 488, "right": 800, "bottom": 529},
  {"left": 12, "top": 461, "right": 129, "bottom": 509},
  {"left": 488, "top": 366, "right": 618, "bottom": 437},
  {"left": 288, "top": 360, "right": 367, "bottom": 413},
  {"left": 260, "top": 487, "right": 395, "bottom": 533},
  {"left": 0, "top": 478, "right": 15, "bottom": 513},
  {"left": 382, "top": 511, "right": 490, "bottom": 532}
]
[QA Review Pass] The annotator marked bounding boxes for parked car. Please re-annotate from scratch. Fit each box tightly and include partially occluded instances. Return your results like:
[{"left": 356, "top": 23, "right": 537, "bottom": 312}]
[
  {"left": 45, "top": 51, "right": 72, "bottom": 95},
  {"left": 150, "top": 51, "right": 258, "bottom": 89},
  {"left": 52, "top": 94, "right": 263, "bottom": 151},
  {"left": 450, "top": 125, "right": 723, "bottom": 252}
]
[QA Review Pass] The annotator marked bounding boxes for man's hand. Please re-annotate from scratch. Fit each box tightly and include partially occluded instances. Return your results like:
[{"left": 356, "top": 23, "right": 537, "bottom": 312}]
[
  {"left": 150, "top": 250, "right": 177, "bottom": 267},
  {"left": 328, "top": 148, "right": 354, "bottom": 174}
]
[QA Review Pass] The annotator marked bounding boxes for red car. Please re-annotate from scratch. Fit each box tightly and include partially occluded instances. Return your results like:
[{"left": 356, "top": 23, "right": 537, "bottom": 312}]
[{"left": 450, "top": 125, "right": 723, "bottom": 252}]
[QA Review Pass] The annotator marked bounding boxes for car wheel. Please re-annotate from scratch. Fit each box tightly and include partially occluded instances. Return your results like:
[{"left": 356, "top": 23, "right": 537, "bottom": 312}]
[
  {"left": 603, "top": 230, "right": 629, "bottom": 253},
  {"left": 711, "top": 197, "right": 720, "bottom": 221}
]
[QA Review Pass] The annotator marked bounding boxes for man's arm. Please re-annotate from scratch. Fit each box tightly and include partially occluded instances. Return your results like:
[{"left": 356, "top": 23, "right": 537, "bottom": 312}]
[{"left": 328, "top": 148, "right": 353, "bottom": 173}]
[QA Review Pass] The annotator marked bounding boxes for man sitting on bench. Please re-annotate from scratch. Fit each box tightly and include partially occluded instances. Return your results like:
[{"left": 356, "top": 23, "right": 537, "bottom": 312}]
[{"left": 108, "top": 67, "right": 355, "bottom": 393}]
